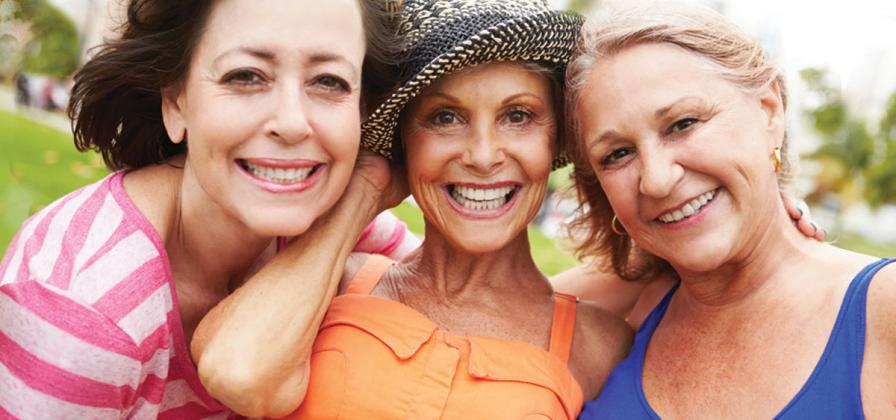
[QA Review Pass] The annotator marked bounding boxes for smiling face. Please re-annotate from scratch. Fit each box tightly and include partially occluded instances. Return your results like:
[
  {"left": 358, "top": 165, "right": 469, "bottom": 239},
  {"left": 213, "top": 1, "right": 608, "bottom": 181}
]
[
  {"left": 576, "top": 42, "right": 786, "bottom": 273},
  {"left": 401, "top": 62, "right": 556, "bottom": 254},
  {"left": 161, "top": 0, "right": 365, "bottom": 237}
]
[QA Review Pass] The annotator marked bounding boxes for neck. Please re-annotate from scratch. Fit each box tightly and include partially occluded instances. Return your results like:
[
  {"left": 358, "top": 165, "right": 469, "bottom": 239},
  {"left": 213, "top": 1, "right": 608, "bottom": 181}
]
[
  {"left": 406, "top": 222, "right": 552, "bottom": 299},
  {"left": 671, "top": 202, "right": 819, "bottom": 310},
  {"left": 168, "top": 161, "right": 272, "bottom": 296}
]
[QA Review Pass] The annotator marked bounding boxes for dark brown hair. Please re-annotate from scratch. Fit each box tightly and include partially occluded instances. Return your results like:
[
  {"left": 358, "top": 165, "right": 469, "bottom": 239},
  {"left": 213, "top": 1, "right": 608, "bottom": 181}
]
[{"left": 70, "top": 0, "right": 400, "bottom": 171}]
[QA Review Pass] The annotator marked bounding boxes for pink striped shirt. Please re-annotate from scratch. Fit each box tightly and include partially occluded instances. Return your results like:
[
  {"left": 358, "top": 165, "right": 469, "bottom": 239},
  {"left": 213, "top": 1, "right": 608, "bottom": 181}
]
[{"left": 0, "top": 172, "right": 418, "bottom": 419}]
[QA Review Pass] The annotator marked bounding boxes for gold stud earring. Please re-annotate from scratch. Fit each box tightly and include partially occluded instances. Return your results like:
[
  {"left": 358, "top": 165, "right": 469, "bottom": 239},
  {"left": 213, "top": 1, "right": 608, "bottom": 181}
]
[
  {"left": 771, "top": 146, "right": 782, "bottom": 173},
  {"left": 611, "top": 215, "right": 627, "bottom": 236}
]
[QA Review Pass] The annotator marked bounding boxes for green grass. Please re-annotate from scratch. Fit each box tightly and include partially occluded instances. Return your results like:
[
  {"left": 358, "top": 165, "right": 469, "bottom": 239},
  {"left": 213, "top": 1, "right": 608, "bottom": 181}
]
[
  {"left": 0, "top": 110, "right": 107, "bottom": 249},
  {"left": 831, "top": 232, "right": 896, "bottom": 258},
  {"left": 391, "top": 200, "right": 579, "bottom": 275}
]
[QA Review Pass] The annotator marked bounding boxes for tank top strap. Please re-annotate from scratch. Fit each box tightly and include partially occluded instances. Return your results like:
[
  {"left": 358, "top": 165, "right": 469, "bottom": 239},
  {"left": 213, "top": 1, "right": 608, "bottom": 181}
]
[
  {"left": 834, "top": 257, "right": 896, "bottom": 362},
  {"left": 548, "top": 292, "right": 579, "bottom": 364},
  {"left": 345, "top": 254, "right": 396, "bottom": 295}
]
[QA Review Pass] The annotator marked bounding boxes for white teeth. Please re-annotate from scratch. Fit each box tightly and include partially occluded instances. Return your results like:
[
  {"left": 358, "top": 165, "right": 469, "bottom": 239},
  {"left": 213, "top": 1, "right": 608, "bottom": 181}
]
[
  {"left": 658, "top": 189, "right": 717, "bottom": 223},
  {"left": 244, "top": 162, "right": 314, "bottom": 184},
  {"left": 450, "top": 185, "right": 515, "bottom": 211}
]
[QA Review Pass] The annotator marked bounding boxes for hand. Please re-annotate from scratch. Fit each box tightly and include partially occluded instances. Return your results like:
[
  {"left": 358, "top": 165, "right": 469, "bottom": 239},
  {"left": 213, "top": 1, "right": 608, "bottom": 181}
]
[
  {"left": 781, "top": 191, "right": 825, "bottom": 242},
  {"left": 349, "top": 148, "right": 409, "bottom": 213}
]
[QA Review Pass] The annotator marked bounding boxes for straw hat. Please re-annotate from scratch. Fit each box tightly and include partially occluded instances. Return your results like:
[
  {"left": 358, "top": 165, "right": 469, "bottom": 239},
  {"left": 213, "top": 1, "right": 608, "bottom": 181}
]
[{"left": 361, "top": 0, "right": 584, "bottom": 168}]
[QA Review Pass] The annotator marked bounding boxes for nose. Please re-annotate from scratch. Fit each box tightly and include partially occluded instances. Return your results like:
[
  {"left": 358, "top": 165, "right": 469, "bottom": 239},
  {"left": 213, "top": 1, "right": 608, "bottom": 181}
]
[
  {"left": 268, "top": 85, "right": 313, "bottom": 144},
  {"left": 638, "top": 143, "right": 683, "bottom": 198},
  {"left": 462, "top": 123, "right": 505, "bottom": 174}
]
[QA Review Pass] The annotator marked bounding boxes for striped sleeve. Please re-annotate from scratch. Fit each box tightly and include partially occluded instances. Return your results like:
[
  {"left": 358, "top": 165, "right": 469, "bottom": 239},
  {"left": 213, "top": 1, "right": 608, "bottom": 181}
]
[
  {"left": 353, "top": 210, "right": 420, "bottom": 260},
  {"left": 0, "top": 280, "right": 145, "bottom": 419}
]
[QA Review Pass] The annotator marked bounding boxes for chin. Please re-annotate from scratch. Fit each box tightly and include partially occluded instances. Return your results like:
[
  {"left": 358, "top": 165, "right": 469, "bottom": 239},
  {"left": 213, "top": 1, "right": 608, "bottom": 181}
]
[
  {"left": 665, "top": 248, "right": 730, "bottom": 275},
  {"left": 246, "top": 208, "right": 319, "bottom": 238},
  {"left": 444, "top": 228, "right": 520, "bottom": 255}
]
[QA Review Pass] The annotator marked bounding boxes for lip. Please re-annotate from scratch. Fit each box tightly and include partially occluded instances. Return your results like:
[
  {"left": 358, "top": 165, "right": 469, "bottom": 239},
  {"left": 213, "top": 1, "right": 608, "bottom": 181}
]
[
  {"left": 655, "top": 188, "right": 721, "bottom": 230},
  {"left": 237, "top": 158, "right": 326, "bottom": 194},
  {"left": 443, "top": 181, "right": 522, "bottom": 220}
]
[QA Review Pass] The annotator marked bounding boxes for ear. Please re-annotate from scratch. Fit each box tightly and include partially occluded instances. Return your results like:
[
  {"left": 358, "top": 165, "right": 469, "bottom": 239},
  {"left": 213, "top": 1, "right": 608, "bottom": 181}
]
[
  {"left": 161, "top": 86, "right": 187, "bottom": 144},
  {"left": 758, "top": 79, "right": 785, "bottom": 148}
]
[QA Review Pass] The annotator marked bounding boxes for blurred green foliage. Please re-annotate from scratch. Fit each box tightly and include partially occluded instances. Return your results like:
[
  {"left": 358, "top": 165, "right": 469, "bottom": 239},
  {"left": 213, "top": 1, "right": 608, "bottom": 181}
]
[
  {"left": 800, "top": 68, "right": 896, "bottom": 208},
  {"left": 13, "top": 0, "right": 79, "bottom": 78}
]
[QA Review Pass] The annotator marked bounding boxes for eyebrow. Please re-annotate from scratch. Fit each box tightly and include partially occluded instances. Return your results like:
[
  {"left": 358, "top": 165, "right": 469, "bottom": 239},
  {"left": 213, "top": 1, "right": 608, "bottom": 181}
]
[
  {"left": 418, "top": 91, "right": 458, "bottom": 103},
  {"left": 213, "top": 48, "right": 359, "bottom": 78},
  {"left": 501, "top": 92, "right": 544, "bottom": 105},
  {"left": 213, "top": 47, "right": 276, "bottom": 66},
  {"left": 589, "top": 96, "right": 709, "bottom": 148},
  {"left": 654, "top": 96, "right": 708, "bottom": 120}
]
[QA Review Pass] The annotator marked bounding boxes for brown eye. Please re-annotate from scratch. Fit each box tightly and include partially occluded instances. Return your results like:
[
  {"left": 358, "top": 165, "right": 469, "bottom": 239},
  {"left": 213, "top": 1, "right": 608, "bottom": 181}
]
[
  {"left": 223, "top": 69, "right": 265, "bottom": 86},
  {"left": 669, "top": 118, "right": 698, "bottom": 133},
  {"left": 433, "top": 111, "right": 459, "bottom": 125},
  {"left": 314, "top": 75, "right": 350, "bottom": 92},
  {"left": 601, "top": 147, "right": 634, "bottom": 165},
  {"left": 506, "top": 109, "right": 531, "bottom": 125}
]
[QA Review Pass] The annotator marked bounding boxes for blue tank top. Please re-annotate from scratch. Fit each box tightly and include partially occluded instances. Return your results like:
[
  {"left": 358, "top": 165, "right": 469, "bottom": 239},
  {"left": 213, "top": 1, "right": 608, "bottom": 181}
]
[{"left": 581, "top": 258, "right": 895, "bottom": 419}]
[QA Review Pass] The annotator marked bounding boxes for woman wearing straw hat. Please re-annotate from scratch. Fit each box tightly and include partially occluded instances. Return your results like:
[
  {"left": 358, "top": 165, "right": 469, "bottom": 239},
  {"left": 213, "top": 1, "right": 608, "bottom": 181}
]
[{"left": 192, "top": 0, "right": 634, "bottom": 418}]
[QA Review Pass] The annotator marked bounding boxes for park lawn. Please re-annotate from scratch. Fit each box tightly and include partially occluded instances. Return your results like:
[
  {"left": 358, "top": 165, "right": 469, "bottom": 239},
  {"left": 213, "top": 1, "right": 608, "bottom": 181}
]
[{"left": 0, "top": 110, "right": 108, "bottom": 250}]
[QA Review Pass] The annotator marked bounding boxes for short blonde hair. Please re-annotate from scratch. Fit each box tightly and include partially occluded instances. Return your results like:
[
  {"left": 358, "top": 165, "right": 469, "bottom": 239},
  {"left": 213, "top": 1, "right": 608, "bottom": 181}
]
[{"left": 565, "top": 0, "right": 791, "bottom": 280}]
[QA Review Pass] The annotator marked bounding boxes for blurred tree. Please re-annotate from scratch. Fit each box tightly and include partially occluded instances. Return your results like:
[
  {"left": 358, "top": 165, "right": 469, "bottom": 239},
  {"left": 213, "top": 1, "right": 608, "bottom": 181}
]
[
  {"left": 801, "top": 68, "right": 896, "bottom": 207},
  {"left": 568, "top": 0, "right": 598, "bottom": 13},
  {"left": 14, "top": 0, "right": 78, "bottom": 78},
  {"left": 865, "top": 92, "right": 896, "bottom": 207}
]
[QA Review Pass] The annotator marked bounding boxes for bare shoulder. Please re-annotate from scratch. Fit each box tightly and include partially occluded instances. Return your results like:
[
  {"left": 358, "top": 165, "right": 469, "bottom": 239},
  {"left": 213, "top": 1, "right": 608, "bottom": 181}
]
[
  {"left": 121, "top": 159, "right": 183, "bottom": 241},
  {"left": 867, "top": 258, "right": 896, "bottom": 344},
  {"left": 569, "top": 300, "right": 634, "bottom": 399}
]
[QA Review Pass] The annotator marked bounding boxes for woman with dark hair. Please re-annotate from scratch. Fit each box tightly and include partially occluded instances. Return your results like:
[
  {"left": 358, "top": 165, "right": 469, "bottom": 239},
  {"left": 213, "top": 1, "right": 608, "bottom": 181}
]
[{"left": 0, "top": 0, "right": 418, "bottom": 417}]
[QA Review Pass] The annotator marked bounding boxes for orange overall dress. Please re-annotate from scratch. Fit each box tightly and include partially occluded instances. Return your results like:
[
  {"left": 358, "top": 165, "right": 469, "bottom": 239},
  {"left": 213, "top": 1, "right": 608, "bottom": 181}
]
[{"left": 284, "top": 255, "right": 584, "bottom": 419}]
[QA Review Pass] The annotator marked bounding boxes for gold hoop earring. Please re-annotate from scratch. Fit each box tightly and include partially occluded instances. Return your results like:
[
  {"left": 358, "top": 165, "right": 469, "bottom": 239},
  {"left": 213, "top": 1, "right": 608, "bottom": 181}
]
[
  {"left": 611, "top": 215, "right": 627, "bottom": 236},
  {"left": 771, "top": 146, "right": 782, "bottom": 173}
]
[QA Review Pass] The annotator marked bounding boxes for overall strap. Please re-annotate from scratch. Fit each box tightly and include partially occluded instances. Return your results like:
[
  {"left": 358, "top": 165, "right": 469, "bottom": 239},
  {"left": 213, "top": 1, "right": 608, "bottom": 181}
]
[
  {"left": 549, "top": 292, "right": 579, "bottom": 364},
  {"left": 345, "top": 254, "right": 396, "bottom": 295}
]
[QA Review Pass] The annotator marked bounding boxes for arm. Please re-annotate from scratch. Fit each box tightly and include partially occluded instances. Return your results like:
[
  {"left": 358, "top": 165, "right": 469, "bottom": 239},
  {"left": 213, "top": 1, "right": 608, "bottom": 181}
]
[
  {"left": 0, "top": 281, "right": 143, "bottom": 419},
  {"left": 190, "top": 152, "right": 402, "bottom": 418},
  {"left": 354, "top": 210, "right": 420, "bottom": 260}
]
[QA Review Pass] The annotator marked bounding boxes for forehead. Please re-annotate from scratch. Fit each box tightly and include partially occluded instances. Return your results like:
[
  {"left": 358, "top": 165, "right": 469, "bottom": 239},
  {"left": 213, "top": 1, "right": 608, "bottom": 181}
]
[
  {"left": 578, "top": 43, "right": 736, "bottom": 126},
  {"left": 198, "top": 0, "right": 365, "bottom": 62},
  {"left": 422, "top": 62, "right": 554, "bottom": 99}
]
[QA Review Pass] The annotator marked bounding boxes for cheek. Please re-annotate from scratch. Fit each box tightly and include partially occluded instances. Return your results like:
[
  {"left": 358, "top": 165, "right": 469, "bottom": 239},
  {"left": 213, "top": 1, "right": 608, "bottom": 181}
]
[
  {"left": 595, "top": 170, "right": 636, "bottom": 216},
  {"left": 318, "top": 109, "right": 362, "bottom": 166}
]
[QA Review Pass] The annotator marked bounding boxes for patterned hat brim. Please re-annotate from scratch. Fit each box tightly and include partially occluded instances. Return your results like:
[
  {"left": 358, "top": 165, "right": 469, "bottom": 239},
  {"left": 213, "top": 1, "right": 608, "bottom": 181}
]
[{"left": 361, "top": 10, "right": 584, "bottom": 169}]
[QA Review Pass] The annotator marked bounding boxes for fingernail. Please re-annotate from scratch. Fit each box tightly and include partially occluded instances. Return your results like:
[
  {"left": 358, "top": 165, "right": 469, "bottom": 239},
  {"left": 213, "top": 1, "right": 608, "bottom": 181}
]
[
  {"left": 810, "top": 221, "right": 817, "bottom": 235},
  {"left": 797, "top": 208, "right": 803, "bottom": 218}
]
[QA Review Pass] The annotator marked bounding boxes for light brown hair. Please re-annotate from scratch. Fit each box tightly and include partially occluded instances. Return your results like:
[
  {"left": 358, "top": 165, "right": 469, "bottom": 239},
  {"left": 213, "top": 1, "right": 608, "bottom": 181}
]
[{"left": 565, "top": 0, "right": 791, "bottom": 280}]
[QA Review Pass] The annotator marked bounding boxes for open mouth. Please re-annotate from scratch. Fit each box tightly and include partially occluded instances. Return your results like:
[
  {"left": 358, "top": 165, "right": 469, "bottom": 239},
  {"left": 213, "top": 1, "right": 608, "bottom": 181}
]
[
  {"left": 447, "top": 184, "right": 520, "bottom": 212},
  {"left": 657, "top": 189, "right": 718, "bottom": 224},
  {"left": 237, "top": 159, "right": 321, "bottom": 185}
]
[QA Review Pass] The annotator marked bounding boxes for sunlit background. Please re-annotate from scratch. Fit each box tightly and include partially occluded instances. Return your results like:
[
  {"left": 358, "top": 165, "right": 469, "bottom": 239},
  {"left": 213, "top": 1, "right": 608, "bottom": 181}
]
[{"left": 2, "top": 0, "right": 895, "bottom": 275}]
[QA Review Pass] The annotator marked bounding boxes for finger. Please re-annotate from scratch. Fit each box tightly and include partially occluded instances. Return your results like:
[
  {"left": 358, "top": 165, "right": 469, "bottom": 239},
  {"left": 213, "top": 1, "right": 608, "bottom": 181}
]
[
  {"left": 795, "top": 216, "right": 817, "bottom": 239},
  {"left": 815, "top": 226, "right": 826, "bottom": 242},
  {"left": 780, "top": 192, "right": 801, "bottom": 220}
]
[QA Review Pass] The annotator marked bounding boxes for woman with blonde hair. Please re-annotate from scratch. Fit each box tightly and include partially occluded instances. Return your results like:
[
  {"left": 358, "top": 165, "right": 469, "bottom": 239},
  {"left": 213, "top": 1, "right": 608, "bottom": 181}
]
[{"left": 566, "top": 2, "right": 895, "bottom": 418}]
